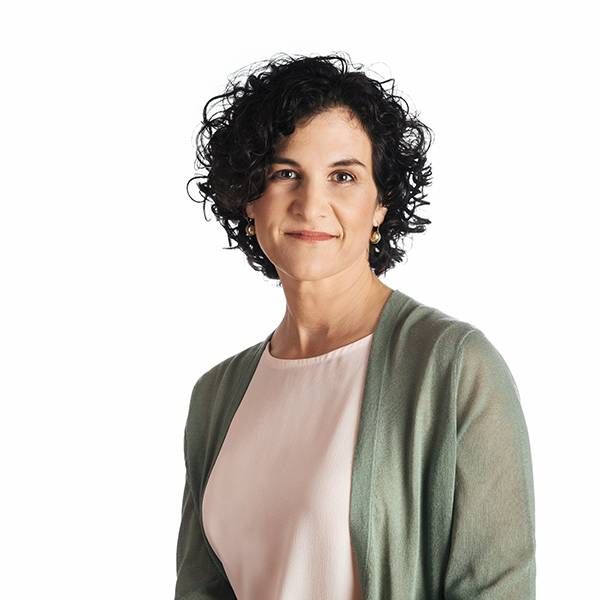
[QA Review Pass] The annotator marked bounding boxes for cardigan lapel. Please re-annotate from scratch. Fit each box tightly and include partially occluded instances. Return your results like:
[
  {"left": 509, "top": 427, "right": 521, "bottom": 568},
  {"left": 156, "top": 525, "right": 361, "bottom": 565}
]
[{"left": 347, "top": 288, "right": 410, "bottom": 596}]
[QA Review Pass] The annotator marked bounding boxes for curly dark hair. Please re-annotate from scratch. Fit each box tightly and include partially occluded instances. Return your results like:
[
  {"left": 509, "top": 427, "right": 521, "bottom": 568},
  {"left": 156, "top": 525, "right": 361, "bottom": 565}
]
[{"left": 186, "top": 51, "right": 434, "bottom": 282}]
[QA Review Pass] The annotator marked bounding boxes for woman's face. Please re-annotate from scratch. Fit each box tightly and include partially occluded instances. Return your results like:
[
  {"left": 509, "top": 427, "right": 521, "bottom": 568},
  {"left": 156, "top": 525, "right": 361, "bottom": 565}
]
[{"left": 245, "top": 106, "right": 387, "bottom": 283}]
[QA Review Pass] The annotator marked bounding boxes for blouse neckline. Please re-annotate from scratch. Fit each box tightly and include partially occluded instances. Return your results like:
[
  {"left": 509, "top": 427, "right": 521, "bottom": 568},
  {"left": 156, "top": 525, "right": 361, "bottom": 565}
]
[{"left": 262, "top": 331, "right": 374, "bottom": 369}]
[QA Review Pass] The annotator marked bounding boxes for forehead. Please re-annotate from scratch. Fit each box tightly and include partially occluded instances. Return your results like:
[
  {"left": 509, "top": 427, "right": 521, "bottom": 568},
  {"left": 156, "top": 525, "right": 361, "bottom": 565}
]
[{"left": 274, "top": 107, "right": 372, "bottom": 163}]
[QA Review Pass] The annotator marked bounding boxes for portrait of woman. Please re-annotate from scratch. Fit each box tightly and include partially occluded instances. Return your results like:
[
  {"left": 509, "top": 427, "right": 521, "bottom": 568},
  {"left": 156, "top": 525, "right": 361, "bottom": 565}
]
[{"left": 174, "top": 52, "right": 536, "bottom": 599}]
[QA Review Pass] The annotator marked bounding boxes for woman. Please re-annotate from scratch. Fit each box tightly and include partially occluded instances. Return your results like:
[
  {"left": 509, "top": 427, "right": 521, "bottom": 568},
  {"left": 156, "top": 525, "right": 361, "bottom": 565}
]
[{"left": 175, "top": 52, "right": 536, "bottom": 600}]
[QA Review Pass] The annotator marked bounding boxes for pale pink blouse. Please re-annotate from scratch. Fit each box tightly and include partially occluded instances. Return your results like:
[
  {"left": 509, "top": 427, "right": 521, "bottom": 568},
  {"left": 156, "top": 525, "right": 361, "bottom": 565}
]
[{"left": 202, "top": 331, "right": 374, "bottom": 600}]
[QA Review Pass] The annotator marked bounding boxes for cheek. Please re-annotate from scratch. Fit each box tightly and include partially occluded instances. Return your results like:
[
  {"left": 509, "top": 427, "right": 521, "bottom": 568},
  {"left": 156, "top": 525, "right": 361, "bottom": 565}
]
[
  {"left": 250, "top": 200, "right": 279, "bottom": 228},
  {"left": 339, "top": 208, "right": 373, "bottom": 236}
]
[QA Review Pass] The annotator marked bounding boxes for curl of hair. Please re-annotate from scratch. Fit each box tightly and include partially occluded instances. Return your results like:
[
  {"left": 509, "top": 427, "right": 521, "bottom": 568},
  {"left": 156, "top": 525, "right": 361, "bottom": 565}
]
[{"left": 186, "top": 51, "right": 434, "bottom": 282}]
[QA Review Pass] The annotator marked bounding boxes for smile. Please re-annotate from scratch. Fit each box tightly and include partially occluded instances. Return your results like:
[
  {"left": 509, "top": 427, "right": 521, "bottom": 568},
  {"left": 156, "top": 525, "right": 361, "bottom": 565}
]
[{"left": 285, "top": 232, "right": 337, "bottom": 242}]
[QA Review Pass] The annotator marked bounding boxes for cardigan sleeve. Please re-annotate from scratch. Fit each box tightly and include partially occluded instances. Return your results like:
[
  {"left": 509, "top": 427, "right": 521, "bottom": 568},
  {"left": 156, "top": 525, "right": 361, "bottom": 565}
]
[
  {"left": 174, "top": 427, "right": 236, "bottom": 600},
  {"left": 443, "top": 328, "right": 536, "bottom": 599}
]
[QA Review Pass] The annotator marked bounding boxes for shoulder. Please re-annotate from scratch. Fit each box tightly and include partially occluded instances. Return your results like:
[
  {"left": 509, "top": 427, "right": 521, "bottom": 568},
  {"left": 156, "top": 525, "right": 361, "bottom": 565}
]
[
  {"left": 451, "top": 326, "right": 525, "bottom": 427},
  {"left": 388, "top": 289, "right": 479, "bottom": 360},
  {"left": 454, "top": 327, "right": 516, "bottom": 379},
  {"left": 193, "top": 338, "right": 264, "bottom": 391},
  {"left": 184, "top": 337, "right": 266, "bottom": 428},
  {"left": 386, "top": 290, "right": 518, "bottom": 393},
  {"left": 194, "top": 340, "right": 264, "bottom": 389},
  {"left": 393, "top": 292, "right": 527, "bottom": 437}
]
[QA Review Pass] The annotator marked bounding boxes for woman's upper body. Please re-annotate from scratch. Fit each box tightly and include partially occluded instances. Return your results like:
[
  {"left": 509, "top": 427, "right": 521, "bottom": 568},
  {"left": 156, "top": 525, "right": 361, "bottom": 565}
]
[
  {"left": 179, "top": 54, "right": 535, "bottom": 598},
  {"left": 175, "top": 287, "right": 536, "bottom": 599}
]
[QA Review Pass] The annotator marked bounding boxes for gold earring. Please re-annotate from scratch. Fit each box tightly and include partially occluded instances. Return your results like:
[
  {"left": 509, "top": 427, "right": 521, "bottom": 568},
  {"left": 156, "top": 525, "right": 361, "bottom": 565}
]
[
  {"left": 370, "top": 224, "right": 381, "bottom": 244},
  {"left": 246, "top": 217, "right": 255, "bottom": 236}
]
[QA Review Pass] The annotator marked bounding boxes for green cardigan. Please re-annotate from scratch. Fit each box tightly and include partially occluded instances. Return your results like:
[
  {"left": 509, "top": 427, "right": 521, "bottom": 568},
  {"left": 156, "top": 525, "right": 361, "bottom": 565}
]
[{"left": 175, "top": 288, "right": 536, "bottom": 599}]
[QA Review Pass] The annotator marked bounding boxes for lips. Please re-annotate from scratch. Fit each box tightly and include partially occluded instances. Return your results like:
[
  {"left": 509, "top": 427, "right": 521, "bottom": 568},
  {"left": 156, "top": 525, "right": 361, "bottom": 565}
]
[{"left": 286, "top": 231, "right": 337, "bottom": 241}]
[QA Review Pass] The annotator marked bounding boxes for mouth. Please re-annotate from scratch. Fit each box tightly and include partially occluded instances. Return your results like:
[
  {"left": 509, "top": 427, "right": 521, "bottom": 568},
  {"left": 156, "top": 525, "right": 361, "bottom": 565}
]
[{"left": 285, "top": 231, "right": 338, "bottom": 242}]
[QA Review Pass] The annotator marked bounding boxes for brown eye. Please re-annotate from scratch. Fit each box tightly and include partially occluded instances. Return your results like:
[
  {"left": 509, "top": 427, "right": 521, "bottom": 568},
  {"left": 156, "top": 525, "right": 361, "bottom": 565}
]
[
  {"left": 333, "top": 171, "right": 355, "bottom": 183},
  {"left": 270, "top": 169, "right": 298, "bottom": 180}
]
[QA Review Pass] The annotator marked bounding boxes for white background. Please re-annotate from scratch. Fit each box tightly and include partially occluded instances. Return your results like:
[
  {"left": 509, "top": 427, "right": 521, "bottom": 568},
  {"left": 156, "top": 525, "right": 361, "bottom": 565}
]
[{"left": 1, "top": 1, "right": 598, "bottom": 598}]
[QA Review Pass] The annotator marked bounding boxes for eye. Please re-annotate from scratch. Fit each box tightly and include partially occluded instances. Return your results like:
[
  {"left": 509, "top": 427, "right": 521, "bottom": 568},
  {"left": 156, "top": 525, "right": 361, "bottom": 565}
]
[
  {"left": 270, "top": 169, "right": 298, "bottom": 180},
  {"left": 332, "top": 171, "right": 355, "bottom": 184}
]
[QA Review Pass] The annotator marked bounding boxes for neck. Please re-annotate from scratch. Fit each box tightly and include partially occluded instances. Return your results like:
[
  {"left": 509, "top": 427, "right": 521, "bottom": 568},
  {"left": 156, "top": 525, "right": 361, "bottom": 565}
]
[{"left": 270, "top": 273, "right": 393, "bottom": 359}]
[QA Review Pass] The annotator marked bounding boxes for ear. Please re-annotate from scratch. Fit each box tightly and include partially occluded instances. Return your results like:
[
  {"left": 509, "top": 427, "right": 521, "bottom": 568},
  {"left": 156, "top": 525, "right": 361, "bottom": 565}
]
[
  {"left": 374, "top": 203, "right": 388, "bottom": 226},
  {"left": 245, "top": 204, "right": 254, "bottom": 220}
]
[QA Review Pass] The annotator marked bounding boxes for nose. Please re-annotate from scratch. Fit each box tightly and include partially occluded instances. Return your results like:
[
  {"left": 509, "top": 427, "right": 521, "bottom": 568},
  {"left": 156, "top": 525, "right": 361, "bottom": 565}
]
[{"left": 290, "top": 176, "right": 331, "bottom": 220}]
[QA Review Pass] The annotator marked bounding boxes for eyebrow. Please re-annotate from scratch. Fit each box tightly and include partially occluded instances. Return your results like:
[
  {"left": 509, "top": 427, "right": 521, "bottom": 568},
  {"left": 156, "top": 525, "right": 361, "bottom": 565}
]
[{"left": 270, "top": 155, "right": 367, "bottom": 170}]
